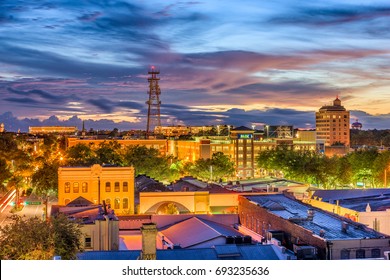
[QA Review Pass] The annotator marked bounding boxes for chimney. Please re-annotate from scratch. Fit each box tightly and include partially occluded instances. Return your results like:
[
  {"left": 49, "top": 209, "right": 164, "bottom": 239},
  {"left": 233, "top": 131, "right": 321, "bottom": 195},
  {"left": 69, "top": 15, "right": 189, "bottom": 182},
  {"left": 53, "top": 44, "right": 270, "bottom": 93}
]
[
  {"left": 140, "top": 223, "right": 157, "bottom": 260},
  {"left": 307, "top": 208, "right": 314, "bottom": 221}
]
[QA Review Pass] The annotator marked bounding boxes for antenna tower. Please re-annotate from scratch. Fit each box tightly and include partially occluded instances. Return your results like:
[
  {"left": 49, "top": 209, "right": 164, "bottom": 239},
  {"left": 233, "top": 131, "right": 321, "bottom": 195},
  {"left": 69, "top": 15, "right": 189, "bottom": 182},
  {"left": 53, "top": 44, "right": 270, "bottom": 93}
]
[{"left": 146, "top": 65, "right": 161, "bottom": 138}]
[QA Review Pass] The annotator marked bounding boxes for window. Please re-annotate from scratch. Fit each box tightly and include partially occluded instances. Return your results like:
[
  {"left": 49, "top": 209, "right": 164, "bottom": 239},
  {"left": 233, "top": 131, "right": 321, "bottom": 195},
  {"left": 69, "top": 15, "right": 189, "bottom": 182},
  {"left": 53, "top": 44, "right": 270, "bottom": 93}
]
[
  {"left": 64, "top": 198, "right": 70, "bottom": 205},
  {"left": 85, "top": 237, "right": 92, "bottom": 248},
  {"left": 356, "top": 249, "right": 365, "bottom": 259},
  {"left": 73, "top": 182, "right": 79, "bottom": 193},
  {"left": 371, "top": 249, "right": 381, "bottom": 258},
  {"left": 114, "top": 182, "right": 120, "bottom": 192},
  {"left": 65, "top": 182, "right": 70, "bottom": 193},
  {"left": 340, "top": 249, "right": 350, "bottom": 259},
  {"left": 82, "top": 182, "right": 88, "bottom": 193},
  {"left": 105, "top": 182, "right": 111, "bottom": 192},
  {"left": 123, "top": 198, "right": 129, "bottom": 209},
  {"left": 123, "top": 182, "right": 128, "bottom": 192},
  {"left": 114, "top": 198, "right": 120, "bottom": 209},
  {"left": 105, "top": 198, "right": 111, "bottom": 208}
]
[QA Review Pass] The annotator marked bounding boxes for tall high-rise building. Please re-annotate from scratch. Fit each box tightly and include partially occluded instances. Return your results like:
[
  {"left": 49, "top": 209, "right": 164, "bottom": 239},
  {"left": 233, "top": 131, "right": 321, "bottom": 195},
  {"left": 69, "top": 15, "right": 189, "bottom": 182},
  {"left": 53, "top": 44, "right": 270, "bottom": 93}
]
[{"left": 316, "top": 97, "right": 350, "bottom": 147}]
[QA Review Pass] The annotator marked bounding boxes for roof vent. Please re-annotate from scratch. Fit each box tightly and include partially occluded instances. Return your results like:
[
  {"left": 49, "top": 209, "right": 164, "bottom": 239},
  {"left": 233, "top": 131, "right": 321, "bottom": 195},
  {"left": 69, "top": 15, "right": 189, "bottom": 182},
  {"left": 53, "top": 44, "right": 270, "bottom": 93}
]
[{"left": 341, "top": 222, "right": 349, "bottom": 233}]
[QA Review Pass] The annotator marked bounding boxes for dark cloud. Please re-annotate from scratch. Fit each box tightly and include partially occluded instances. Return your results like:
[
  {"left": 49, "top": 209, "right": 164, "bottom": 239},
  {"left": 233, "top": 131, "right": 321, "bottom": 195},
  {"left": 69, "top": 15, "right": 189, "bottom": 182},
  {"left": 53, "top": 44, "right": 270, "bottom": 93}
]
[
  {"left": 270, "top": 5, "right": 390, "bottom": 27},
  {"left": 87, "top": 98, "right": 144, "bottom": 113}
]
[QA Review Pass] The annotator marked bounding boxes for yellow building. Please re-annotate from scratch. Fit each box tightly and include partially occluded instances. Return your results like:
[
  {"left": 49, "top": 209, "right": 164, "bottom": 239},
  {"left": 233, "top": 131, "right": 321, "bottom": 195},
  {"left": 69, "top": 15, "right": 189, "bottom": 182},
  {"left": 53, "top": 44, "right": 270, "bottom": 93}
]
[
  {"left": 139, "top": 191, "right": 239, "bottom": 214},
  {"left": 155, "top": 125, "right": 214, "bottom": 137},
  {"left": 29, "top": 126, "right": 78, "bottom": 134},
  {"left": 58, "top": 164, "right": 135, "bottom": 215},
  {"left": 316, "top": 97, "right": 350, "bottom": 147},
  {"left": 66, "top": 137, "right": 168, "bottom": 156}
]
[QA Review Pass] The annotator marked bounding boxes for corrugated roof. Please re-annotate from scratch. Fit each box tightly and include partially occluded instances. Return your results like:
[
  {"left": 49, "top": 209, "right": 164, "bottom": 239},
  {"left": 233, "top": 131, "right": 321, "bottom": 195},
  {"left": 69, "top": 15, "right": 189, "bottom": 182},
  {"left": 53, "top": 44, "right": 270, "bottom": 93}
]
[
  {"left": 313, "top": 189, "right": 390, "bottom": 202},
  {"left": 245, "top": 194, "right": 386, "bottom": 240}
]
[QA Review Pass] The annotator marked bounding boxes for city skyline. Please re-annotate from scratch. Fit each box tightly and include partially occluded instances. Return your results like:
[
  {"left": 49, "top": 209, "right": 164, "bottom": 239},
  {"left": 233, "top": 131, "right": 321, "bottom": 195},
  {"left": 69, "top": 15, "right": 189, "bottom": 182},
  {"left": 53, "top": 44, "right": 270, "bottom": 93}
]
[{"left": 1, "top": 0, "right": 390, "bottom": 132}]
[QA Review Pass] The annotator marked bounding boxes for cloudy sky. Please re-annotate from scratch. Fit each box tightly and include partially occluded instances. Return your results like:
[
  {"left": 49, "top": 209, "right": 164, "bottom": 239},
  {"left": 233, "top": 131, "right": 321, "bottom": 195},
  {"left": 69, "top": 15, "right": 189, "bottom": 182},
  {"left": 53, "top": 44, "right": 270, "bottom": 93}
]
[{"left": 0, "top": 0, "right": 390, "bottom": 132}]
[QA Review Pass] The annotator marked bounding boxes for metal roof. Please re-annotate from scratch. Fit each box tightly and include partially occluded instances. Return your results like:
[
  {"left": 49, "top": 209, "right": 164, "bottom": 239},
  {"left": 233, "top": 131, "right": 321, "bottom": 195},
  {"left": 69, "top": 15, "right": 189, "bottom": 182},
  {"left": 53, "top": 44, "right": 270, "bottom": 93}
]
[
  {"left": 160, "top": 217, "right": 242, "bottom": 248},
  {"left": 245, "top": 194, "right": 386, "bottom": 240}
]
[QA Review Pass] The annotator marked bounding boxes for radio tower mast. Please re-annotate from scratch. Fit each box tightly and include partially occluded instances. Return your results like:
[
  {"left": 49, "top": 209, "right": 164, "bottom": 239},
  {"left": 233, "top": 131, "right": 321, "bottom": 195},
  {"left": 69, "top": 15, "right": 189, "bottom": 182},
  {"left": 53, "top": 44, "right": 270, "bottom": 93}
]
[{"left": 146, "top": 65, "right": 161, "bottom": 138}]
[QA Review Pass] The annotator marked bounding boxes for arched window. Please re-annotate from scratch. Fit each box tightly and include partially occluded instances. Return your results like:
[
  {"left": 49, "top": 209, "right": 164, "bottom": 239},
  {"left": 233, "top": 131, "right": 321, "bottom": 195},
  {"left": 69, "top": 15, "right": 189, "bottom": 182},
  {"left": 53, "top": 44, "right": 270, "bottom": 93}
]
[
  {"left": 64, "top": 198, "right": 71, "bottom": 205},
  {"left": 73, "top": 182, "right": 79, "bottom": 193},
  {"left": 105, "top": 182, "right": 111, "bottom": 192},
  {"left": 65, "top": 182, "right": 70, "bottom": 193},
  {"left": 82, "top": 182, "right": 88, "bottom": 193},
  {"left": 123, "top": 198, "right": 129, "bottom": 209},
  {"left": 114, "top": 182, "right": 120, "bottom": 192},
  {"left": 123, "top": 182, "right": 128, "bottom": 192},
  {"left": 105, "top": 198, "right": 111, "bottom": 208},
  {"left": 114, "top": 198, "right": 120, "bottom": 209}
]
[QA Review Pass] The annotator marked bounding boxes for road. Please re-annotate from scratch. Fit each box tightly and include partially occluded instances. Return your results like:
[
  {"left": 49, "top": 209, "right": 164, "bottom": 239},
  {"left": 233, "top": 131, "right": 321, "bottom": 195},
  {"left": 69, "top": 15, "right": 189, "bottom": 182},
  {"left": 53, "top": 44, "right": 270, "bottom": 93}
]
[{"left": 0, "top": 192, "right": 56, "bottom": 228}]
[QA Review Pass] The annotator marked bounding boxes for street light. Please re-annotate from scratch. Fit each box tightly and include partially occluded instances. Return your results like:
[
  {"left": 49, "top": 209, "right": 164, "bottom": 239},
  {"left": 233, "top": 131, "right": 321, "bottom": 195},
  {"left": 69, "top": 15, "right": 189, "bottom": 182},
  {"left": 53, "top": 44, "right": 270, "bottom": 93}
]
[{"left": 266, "top": 125, "right": 269, "bottom": 139}]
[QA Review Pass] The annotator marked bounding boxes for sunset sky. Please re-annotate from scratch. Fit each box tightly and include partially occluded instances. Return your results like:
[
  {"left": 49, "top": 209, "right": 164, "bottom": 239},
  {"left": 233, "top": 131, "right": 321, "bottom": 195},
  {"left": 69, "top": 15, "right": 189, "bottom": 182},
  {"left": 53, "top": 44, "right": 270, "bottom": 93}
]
[{"left": 1, "top": 0, "right": 390, "bottom": 132}]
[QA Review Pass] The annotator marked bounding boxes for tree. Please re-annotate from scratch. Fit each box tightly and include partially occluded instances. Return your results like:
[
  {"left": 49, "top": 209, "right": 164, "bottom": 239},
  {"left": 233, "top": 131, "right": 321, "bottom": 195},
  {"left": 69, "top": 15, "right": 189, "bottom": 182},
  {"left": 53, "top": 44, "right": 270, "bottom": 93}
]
[
  {"left": 0, "top": 214, "right": 83, "bottom": 260},
  {"left": 122, "top": 145, "right": 171, "bottom": 182},
  {"left": 66, "top": 143, "right": 98, "bottom": 166},
  {"left": 32, "top": 161, "right": 59, "bottom": 220},
  {"left": 185, "top": 152, "right": 235, "bottom": 181},
  {"left": 94, "top": 141, "right": 123, "bottom": 165},
  {"left": 0, "top": 158, "right": 12, "bottom": 192}
]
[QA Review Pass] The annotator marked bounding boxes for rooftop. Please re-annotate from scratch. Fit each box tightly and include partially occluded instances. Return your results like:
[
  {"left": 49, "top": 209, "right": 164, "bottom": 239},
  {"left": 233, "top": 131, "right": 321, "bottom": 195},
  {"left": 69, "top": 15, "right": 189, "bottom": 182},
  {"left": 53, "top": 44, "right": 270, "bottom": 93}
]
[
  {"left": 77, "top": 244, "right": 282, "bottom": 260},
  {"left": 244, "top": 194, "right": 387, "bottom": 240},
  {"left": 160, "top": 217, "right": 242, "bottom": 248},
  {"left": 313, "top": 189, "right": 390, "bottom": 212}
]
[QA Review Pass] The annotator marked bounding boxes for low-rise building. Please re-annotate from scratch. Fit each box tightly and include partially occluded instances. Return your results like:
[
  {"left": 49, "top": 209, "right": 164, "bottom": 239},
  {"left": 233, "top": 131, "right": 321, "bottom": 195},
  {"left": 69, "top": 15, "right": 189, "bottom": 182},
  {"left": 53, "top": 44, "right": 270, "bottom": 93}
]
[
  {"left": 58, "top": 164, "right": 135, "bottom": 215},
  {"left": 51, "top": 197, "right": 119, "bottom": 251},
  {"left": 239, "top": 193, "right": 390, "bottom": 259},
  {"left": 306, "top": 189, "right": 390, "bottom": 236}
]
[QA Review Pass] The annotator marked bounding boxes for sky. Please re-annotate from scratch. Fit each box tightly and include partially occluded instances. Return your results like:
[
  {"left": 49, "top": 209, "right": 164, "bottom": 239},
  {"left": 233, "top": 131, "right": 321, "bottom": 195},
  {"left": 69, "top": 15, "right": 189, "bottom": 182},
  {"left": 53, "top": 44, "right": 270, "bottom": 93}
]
[{"left": 0, "top": 0, "right": 390, "bottom": 132}]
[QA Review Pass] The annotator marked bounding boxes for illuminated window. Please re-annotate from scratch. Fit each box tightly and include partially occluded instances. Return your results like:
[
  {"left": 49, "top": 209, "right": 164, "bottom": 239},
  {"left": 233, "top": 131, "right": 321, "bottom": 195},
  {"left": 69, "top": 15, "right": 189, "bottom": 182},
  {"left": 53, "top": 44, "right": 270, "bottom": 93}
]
[
  {"left": 105, "top": 182, "right": 111, "bottom": 192},
  {"left": 82, "top": 182, "right": 88, "bottom": 193},
  {"left": 85, "top": 237, "right": 92, "bottom": 248},
  {"left": 65, "top": 182, "right": 70, "bottom": 193},
  {"left": 114, "top": 182, "right": 120, "bottom": 192},
  {"left": 123, "top": 198, "right": 129, "bottom": 209},
  {"left": 105, "top": 198, "right": 111, "bottom": 207},
  {"left": 123, "top": 182, "right": 128, "bottom": 192},
  {"left": 73, "top": 182, "right": 79, "bottom": 193},
  {"left": 114, "top": 198, "right": 120, "bottom": 209}
]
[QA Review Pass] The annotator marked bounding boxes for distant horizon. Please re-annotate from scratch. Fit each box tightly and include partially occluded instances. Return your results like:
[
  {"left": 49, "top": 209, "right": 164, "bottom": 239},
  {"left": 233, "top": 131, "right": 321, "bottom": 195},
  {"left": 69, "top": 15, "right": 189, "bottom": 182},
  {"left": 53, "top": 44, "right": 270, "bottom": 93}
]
[{"left": 1, "top": 110, "right": 388, "bottom": 133}]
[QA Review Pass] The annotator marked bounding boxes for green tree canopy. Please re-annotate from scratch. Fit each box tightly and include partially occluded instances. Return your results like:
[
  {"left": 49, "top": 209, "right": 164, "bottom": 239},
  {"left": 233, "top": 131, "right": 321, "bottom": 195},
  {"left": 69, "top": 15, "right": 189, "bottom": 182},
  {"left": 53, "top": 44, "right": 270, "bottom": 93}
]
[
  {"left": 0, "top": 214, "right": 83, "bottom": 260},
  {"left": 185, "top": 152, "right": 235, "bottom": 181}
]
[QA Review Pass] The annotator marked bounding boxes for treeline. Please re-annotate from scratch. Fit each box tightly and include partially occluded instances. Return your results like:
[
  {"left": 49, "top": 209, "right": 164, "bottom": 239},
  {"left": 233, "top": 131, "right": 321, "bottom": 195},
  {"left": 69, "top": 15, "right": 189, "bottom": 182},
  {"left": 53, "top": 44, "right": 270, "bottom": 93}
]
[
  {"left": 351, "top": 129, "right": 390, "bottom": 146},
  {"left": 256, "top": 147, "right": 390, "bottom": 189},
  {"left": 66, "top": 142, "right": 235, "bottom": 183}
]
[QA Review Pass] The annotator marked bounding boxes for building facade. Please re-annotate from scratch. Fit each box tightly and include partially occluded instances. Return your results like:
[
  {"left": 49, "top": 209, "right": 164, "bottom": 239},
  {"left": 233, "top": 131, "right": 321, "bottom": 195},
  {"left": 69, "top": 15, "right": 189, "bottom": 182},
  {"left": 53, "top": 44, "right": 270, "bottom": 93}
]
[
  {"left": 316, "top": 97, "right": 350, "bottom": 147},
  {"left": 66, "top": 132, "right": 318, "bottom": 180},
  {"left": 58, "top": 164, "right": 135, "bottom": 215},
  {"left": 29, "top": 126, "right": 78, "bottom": 134}
]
